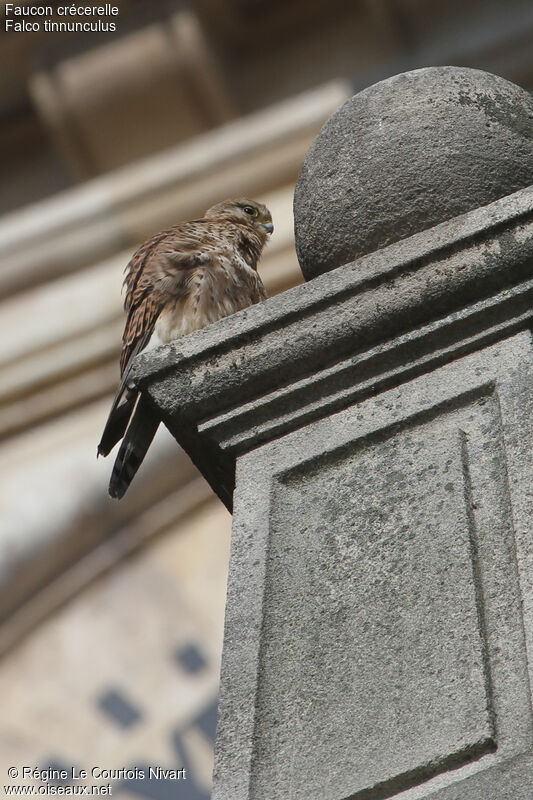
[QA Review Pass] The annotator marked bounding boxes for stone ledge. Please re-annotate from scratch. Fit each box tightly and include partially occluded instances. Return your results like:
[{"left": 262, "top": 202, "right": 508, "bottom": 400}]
[{"left": 133, "top": 184, "right": 533, "bottom": 508}]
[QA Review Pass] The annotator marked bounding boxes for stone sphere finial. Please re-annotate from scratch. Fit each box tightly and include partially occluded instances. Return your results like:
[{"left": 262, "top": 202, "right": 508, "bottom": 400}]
[{"left": 294, "top": 67, "right": 533, "bottom": 281}]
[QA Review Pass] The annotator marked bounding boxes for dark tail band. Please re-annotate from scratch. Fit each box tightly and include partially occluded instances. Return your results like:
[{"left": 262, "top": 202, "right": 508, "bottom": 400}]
[{"left": 108, "top": 396, "right": 159, "bottom": 499}]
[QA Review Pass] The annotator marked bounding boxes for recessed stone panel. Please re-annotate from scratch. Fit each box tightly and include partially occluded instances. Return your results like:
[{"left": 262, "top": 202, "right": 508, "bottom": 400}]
[{"left": 250, "top": 411, "right": 496, "bottom": 799}]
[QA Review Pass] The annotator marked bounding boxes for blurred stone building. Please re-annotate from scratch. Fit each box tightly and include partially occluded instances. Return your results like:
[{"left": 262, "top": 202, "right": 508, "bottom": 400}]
[{"left": 0, "top": 0, "right": 532, "bottom": 797}]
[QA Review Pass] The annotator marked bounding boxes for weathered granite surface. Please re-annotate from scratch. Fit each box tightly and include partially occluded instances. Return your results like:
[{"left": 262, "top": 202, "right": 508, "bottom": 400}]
[
  {"left": 222, "top": 333, "right": 533, "bottom": 800},
  {"left": 294, "top": 67, "right": 533, "bottom": 279}
]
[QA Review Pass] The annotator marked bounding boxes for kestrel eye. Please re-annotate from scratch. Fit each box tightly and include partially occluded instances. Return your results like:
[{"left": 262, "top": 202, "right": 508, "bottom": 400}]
[{"left": 243, "top": 206, "right": 258, "bottom": 217}]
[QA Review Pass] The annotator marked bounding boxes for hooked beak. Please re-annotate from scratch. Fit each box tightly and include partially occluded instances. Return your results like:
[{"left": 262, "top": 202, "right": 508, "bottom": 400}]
[{"left": 262, "top": 221, "right": 274, "bottom": 234}]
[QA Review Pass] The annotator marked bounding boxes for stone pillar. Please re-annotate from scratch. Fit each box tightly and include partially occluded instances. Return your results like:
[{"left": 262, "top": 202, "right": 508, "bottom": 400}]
[{"left": 133, "top": 67, "right": 533, "bottom": 799}]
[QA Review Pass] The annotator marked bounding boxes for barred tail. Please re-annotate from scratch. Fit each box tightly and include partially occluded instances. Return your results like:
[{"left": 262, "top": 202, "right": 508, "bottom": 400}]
[{"left": 108, "top": 396, "right": 159, "bottom": 499}]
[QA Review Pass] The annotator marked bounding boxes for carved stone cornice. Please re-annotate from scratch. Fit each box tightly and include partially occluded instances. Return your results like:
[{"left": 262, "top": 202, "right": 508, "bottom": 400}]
[{"left": 133, "top": 184, "right": 533, "bottom": 509}]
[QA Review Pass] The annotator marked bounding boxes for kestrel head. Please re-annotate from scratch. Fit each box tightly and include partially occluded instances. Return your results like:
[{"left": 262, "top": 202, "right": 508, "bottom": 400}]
[{"left": 205, "top": 198, "right": 274, "bottom": 238}]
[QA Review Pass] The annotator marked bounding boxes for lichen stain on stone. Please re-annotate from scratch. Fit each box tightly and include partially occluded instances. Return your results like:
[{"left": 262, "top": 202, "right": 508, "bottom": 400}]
[
  {"left": 479, "top": 229, "right": 532, "bottom": 284},
  {"left": 511, "top": 225, "right": 533, "bottom": 246},
  {"left": 455, "top": 90, "right": 533, "bottom": 138},
  {"left": 384, "top": 469, "right": 407, "bottom": 486}
]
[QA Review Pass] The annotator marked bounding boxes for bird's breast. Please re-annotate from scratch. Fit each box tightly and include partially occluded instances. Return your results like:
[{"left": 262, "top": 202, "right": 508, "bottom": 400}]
[{"left": 152, "top": 260, "right": 258, "bottom": 346}]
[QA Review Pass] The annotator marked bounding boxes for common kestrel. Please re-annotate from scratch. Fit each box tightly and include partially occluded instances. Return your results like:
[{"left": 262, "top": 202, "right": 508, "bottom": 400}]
[{"left": 98, "top": 198, "right": 273, "bottom": 498}]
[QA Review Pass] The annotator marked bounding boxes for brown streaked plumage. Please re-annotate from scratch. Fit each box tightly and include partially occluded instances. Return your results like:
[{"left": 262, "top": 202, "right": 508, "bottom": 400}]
[{"left": 98, "top": 198, "right": 273, "bottom": 498}]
